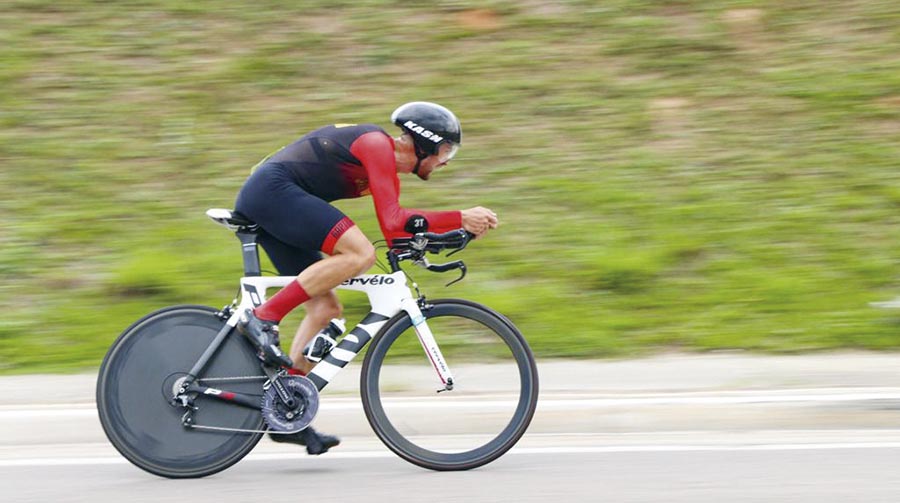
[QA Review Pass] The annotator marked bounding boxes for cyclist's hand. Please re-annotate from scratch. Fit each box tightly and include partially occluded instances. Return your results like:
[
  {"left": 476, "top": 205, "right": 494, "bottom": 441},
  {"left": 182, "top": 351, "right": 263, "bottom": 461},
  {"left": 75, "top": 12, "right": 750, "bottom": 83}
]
[{"left": 461, "top": 206, "right": 498, "bottom": 238}]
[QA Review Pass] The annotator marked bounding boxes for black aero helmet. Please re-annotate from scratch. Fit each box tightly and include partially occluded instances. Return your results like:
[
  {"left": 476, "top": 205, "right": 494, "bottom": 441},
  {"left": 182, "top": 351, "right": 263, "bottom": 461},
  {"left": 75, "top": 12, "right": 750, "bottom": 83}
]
[{"left": 391, "top": 101, "right": 461, "bottom": 161}]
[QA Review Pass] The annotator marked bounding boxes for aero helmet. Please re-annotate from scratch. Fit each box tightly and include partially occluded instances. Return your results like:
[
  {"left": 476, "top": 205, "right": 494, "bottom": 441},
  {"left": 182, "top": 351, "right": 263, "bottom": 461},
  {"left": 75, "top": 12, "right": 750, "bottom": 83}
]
[{"left": 391, "top": 102, "right": 462, "bottom": 162}]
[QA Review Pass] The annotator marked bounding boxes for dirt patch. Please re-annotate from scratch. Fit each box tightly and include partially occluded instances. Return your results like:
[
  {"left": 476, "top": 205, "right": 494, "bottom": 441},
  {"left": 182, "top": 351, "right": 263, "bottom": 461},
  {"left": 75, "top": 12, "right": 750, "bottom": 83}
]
[
  {"left": 874, "top": 96, "right": 900, "bottom": 109},
  {"left": 303, "top": 15, "right": 347, "bottom": 36},
  {"left": 659, "top": 5, "right": 707, "bottom": 39},
  {"left": 721, "top": 8, "right": 767, "bottom": 54},
  {"left": 649, "top": 97, "right": 694, "bottom": 151},
  {"left": 457, "top": 9, "right": 503, "bottom": 31},
  {"left": 868, "top": 96, "right": 900, "bottom": 135},
  {"left": 519, "top": 0, "right": 571, "bottom": 17}
]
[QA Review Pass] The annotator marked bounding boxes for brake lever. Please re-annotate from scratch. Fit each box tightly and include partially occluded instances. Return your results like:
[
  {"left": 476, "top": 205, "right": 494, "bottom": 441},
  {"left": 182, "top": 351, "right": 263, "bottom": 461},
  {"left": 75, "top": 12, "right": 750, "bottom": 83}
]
[
  {"left": 446, "top": 262, "right": 467, "bottom": 287},
  {"left": 426, "top": 260, "right": 467, "bottom": 286}
]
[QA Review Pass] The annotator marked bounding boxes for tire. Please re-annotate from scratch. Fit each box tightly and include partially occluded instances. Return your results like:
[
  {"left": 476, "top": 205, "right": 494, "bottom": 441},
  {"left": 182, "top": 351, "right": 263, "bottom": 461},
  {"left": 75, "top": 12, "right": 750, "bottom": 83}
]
[
  {"left": 96, "top": 305, "right": 265, "bottom": 478},
  {"left": 360, "top": 299, "right": 538, "bottom": 471}
]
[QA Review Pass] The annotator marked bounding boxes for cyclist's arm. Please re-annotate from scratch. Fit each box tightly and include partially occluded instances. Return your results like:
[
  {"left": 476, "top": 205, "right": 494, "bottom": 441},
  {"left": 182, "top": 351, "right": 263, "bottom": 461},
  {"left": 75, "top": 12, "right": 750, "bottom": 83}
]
[{"left": 350, "top": 131, "right": 462, "bottom": 243}]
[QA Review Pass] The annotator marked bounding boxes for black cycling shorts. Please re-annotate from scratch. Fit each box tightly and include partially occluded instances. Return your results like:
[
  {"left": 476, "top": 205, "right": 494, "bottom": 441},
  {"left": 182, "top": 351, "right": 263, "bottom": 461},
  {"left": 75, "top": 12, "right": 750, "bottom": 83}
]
[{"left": 235, "top": 163, "right": 354, "bottom": 275}]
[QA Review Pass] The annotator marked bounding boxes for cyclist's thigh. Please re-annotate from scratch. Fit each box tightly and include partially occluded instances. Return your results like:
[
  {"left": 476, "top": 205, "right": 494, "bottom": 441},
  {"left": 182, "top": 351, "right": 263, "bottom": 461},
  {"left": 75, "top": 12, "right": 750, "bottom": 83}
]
[
  {"left": 331, "top": 225, "right": 374, "bottom": 256},
  {"left": 236, "top": 164, "right": 349, "bottom": 256},
  {"left": 257, "top": 230, "right": 322, "bottom": 276}
]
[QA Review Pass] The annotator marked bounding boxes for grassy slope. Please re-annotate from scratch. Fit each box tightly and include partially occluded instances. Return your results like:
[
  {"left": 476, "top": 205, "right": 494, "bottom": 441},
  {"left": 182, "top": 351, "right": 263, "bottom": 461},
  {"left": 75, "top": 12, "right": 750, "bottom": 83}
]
[{"left": 1, "top": 1, "right": 900, "bottom": 373}]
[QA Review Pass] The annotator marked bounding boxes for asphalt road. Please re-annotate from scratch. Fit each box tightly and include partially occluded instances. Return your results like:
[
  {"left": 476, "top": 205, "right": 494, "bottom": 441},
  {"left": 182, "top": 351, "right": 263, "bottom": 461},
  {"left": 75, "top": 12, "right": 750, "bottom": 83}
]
[
  {"left": 6, "top": 446, "right": 900, "bottom": 503},
  {"left": 4, "top": 353, "right": 900, "bottom": 502}
]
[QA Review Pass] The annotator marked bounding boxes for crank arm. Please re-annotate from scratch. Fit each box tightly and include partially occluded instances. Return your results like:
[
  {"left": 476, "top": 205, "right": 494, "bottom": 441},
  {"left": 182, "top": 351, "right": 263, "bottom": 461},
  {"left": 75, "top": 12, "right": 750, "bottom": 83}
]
[{"left": 263, "top": 365, "right": 296, "bottom": 408}]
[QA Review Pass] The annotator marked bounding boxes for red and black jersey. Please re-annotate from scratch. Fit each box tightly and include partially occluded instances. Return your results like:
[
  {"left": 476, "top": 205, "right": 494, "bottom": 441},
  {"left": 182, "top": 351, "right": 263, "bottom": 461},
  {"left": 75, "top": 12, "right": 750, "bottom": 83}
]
[{"left": 263, "top": 124, "right": 462, "bottom": 243}]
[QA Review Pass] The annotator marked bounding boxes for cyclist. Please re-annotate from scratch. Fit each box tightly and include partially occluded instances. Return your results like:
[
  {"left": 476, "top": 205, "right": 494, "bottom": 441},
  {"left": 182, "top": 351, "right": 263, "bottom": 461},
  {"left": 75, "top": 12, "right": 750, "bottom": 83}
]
[{"left": 233, "top": 102, "right": 498, "bottom": 454}]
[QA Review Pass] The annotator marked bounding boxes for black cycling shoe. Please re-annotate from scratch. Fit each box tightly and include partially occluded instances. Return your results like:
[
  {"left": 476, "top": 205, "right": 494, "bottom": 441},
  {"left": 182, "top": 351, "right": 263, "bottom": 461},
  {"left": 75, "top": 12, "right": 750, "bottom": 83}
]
[
  {"left": 269, "top": 427, "right": 341, "bottom": 455},
  {"left": 237, "top": 309, "right": 293, "bottom": 368}
]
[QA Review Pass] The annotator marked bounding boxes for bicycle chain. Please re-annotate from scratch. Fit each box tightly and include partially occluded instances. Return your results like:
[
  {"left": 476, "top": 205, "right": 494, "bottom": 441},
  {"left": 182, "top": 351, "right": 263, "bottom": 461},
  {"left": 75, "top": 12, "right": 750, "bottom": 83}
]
[
  {"left": 180, "top": 376, "right": 316, "bottom": 435},
  {"left": 196, "top": 375, "right": 268, "bottom": 383},
  {"left": 183, "top": 423, "right": 302, "bottom": 435},
  {"left": 184, "top": 423, "right": 269, "bottom": 435}
]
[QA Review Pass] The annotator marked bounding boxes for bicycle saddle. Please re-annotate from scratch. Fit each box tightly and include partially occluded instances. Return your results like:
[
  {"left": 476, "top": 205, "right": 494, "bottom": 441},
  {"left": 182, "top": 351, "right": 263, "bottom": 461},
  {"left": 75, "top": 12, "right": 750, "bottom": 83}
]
[{"left": 206, "top": 208, "right": 258, "bottom": 232}]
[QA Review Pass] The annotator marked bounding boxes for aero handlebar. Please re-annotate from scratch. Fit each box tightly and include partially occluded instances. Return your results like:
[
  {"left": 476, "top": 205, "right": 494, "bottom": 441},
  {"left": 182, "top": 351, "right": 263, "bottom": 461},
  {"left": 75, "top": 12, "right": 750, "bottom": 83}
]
[{"left": 387, "top": 229, "right": 475, "bottom": 285}]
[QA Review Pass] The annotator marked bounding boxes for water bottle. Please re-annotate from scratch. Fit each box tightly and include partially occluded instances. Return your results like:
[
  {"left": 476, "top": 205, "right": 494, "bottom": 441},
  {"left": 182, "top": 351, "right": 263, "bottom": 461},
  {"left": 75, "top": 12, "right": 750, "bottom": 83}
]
[{"left": 303, "top": 318, "right": 346, "bottom": 363}]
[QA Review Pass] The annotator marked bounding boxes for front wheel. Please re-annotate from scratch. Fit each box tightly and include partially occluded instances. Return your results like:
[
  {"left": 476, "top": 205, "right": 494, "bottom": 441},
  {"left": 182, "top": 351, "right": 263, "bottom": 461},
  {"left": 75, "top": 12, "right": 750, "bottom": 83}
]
[{"left": 360, "top": 299, "right": 539, "bottom": 471}]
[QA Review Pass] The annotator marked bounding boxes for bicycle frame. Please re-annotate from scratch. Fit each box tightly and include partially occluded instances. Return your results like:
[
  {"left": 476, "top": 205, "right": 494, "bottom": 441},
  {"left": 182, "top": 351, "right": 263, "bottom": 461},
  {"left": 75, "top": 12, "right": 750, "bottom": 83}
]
[
  {"left": 179, "top": 271, "right": 455, "bottom": 410},
  {"left": 246, "top": 272, "right": 454, "bottom": 391},
  {"left": 176, "top": 210, "right": 464, "bottom": 412}
]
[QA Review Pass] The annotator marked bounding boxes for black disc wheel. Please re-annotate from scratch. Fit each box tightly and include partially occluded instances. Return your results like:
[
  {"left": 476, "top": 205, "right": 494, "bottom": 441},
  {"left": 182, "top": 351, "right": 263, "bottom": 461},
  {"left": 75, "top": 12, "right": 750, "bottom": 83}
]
[
  {"left": 97, "top": 305, "right": 265, "bottom": 478},
  {"left": 360, "top": 299, "right": 538, "bottom": 471}
]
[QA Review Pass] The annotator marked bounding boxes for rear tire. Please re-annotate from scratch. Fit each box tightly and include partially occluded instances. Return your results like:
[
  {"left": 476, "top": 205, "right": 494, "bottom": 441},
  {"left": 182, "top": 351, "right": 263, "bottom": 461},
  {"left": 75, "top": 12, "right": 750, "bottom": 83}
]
[{"left": 96, "top": 305, "right": 265, "bottom": 478}]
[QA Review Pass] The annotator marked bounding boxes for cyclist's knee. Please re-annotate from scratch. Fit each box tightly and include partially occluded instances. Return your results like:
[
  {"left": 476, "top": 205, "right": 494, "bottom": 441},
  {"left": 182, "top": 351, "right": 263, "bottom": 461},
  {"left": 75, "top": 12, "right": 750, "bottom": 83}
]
[
  {"left": 333, "top": 227, "right": 376, "bottom": 274},
  {"left": 337, "top": 242, "right": 375, "bottom": 275},
  {"left": 352, "top": 244, "right": 377, "bottom": 275}
]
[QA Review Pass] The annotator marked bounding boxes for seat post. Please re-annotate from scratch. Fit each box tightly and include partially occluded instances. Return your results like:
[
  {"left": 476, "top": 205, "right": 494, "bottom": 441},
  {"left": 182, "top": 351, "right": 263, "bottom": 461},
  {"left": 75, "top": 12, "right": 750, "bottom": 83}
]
[{"left": 236, "top": 231, "right": 261, "bottom": 277}]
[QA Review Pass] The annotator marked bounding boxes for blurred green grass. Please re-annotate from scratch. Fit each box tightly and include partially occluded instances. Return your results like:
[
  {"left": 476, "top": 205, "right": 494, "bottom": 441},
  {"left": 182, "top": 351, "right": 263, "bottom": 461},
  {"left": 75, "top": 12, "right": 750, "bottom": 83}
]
[{"left": 2, "top": 1, "right": 900, "bottom": 373}]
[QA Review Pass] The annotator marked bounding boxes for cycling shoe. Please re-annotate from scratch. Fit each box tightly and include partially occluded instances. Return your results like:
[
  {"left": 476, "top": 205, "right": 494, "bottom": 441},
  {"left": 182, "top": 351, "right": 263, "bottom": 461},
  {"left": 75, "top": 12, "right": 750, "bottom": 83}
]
[
  {"left": 269, "top": 426, "right": 341, "bottom": 455},
  {"left": 237, "top": 309, "right": 293, "bottom": 368}
]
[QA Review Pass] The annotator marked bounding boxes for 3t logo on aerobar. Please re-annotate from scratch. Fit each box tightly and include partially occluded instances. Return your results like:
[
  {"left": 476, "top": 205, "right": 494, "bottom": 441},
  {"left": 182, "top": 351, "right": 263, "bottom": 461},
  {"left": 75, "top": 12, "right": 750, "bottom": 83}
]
[
  {"left": 342, "top": 276, "right": 395, "bottom": 286},
  {"left": 404, "top": 120, "right": 443, "bottom": 144}
]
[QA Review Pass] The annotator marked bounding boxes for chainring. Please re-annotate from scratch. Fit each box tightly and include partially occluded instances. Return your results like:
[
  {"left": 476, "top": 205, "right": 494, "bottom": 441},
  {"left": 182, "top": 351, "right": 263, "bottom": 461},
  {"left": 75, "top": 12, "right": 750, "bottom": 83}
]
[{"left": 261, "top": 375, "right": 319, "bottom": 433}]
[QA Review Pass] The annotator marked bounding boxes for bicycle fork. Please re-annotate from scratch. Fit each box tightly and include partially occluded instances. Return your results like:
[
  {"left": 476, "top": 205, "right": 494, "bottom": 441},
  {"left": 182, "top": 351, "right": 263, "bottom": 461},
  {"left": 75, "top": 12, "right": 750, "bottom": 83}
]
[
  {"left": 400, "top": 298, "right": 455, "bottom": 392},
  {"left": 304, "top": 301, "right": 455, "bottom": 394}
]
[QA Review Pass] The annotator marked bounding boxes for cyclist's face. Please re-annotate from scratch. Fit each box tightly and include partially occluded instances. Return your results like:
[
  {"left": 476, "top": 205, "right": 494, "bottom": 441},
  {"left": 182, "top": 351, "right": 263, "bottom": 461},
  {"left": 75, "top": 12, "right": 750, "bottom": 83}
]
[
  {"left": 416, "top": 142, "right": 458, "bottom": 181},
  {"left": 416, "top": 156, "right": 446, "bottom": 180}
]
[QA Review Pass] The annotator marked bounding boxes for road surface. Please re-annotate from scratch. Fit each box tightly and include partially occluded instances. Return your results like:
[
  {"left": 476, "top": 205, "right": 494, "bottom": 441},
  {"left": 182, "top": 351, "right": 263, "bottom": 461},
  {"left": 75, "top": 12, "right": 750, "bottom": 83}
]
[{"left": 3, "top": 353, "right": 900, "bottom": 502}]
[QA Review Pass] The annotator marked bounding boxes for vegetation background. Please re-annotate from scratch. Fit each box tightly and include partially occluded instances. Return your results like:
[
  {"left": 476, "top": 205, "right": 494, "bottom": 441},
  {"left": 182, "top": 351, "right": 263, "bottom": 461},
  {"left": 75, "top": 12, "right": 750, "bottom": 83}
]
[{"left": 2, "top": 1, "right": 899, "bottom": 373}]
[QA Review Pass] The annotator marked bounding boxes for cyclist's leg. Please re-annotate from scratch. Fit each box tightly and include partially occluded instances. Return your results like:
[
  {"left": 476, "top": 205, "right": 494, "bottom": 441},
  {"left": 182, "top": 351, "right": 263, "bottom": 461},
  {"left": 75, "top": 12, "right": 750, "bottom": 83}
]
[
  {"left": 235, "top": 166, "right": 363, "bottom": 323},
  {"left": 287, "top": 227, "right": 373, "bottom": 372},
  {"left": 288, "top": 292, "right": 342, "bottom": 374},
  {"left": 259, "top": 228, "right": 373, "bottom": 373},
  {"left": 296, "top": 225, "right": 376, "bottom": 296},
  {"left": 253, "top": 223, "right": 374, "bottom": 325},
  {"left": 257, "top": 233, "right": 344, "bottom": 371},
  {"left": 236, "top": 169, "right": 374, "bottom": 363},
  {"left": 252, "top": 232, "right": 345, "bottom": 453}
]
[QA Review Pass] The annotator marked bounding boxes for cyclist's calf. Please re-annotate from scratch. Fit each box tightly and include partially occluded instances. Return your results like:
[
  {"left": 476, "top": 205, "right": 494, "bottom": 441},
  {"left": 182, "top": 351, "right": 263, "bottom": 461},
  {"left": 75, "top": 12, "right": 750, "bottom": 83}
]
[{"left": 304, "top": 293, "right": 343, "bottom": 327}]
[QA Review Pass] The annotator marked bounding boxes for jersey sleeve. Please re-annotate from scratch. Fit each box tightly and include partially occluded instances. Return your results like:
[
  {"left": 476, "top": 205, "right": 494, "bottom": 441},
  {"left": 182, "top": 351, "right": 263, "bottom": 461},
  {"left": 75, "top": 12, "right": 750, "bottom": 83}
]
[{"left": 350, "top": 131, "right": 463, "bottom": 243}]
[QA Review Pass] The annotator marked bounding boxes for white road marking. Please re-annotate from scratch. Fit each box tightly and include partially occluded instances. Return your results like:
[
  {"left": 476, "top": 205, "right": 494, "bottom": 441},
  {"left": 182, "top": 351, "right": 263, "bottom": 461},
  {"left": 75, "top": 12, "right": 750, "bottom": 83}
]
[
  {"left": 4, "top": 441, "right": 900, "bottom": 467},
  {"left": 4, "top": 387, "right": 900, "bottom": 418},
  {"left": 4, "top": 388, "right": 900, "bottom": 468}
]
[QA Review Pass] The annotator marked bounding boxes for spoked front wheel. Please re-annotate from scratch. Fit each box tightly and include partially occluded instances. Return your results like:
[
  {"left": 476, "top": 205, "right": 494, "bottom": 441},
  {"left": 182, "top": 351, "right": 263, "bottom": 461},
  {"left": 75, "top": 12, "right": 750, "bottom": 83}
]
[{"left": 360, "top": 299, "right": 539, "bottom": 471}]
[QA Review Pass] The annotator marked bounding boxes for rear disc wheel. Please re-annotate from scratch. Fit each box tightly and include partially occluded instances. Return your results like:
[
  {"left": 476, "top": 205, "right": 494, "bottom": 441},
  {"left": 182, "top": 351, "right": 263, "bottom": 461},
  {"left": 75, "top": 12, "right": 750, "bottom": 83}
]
[{"left": 96, "top": 305, "right": 265, "bottom": 478}]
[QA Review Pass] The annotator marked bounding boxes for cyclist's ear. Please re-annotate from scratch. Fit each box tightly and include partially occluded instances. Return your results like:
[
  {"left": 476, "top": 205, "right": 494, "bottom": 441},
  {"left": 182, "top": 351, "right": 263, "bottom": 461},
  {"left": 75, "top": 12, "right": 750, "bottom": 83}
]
[{"left": 404, "top": 215, "right": 429, "bottom": 234}]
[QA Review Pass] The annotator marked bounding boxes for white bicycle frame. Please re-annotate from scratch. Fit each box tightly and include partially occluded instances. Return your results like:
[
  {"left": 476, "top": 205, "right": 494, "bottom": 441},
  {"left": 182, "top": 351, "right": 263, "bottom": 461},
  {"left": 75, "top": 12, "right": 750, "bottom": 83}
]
[{"left": 226, "top": 272, "right": 455, "bottom": 392}]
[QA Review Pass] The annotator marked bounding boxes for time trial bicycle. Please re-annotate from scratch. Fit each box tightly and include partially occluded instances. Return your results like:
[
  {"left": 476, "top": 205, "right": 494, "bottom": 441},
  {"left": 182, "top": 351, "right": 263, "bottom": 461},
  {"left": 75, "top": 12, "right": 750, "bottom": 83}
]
[{"left": 96, "top": 209, "right": 539, "bottom": 478}]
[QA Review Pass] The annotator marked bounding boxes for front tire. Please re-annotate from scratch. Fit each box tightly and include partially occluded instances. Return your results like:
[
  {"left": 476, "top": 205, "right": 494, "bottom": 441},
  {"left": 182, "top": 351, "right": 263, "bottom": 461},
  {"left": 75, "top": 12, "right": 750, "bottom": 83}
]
[
  {"left": 96, "top": 305, "right": 265, "bottom": 478},
  {"left": 360, "top": 299, "right": 538, "bottom": 471}
]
